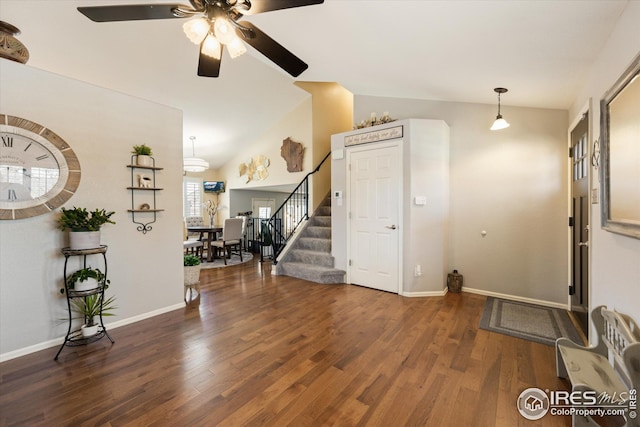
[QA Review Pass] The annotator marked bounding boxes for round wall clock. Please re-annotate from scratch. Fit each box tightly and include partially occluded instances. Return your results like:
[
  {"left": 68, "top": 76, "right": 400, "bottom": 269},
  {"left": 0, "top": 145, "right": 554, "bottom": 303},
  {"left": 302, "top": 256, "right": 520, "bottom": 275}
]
[{"left": 0, "top": 114, "right": 80, "bottom": 220}]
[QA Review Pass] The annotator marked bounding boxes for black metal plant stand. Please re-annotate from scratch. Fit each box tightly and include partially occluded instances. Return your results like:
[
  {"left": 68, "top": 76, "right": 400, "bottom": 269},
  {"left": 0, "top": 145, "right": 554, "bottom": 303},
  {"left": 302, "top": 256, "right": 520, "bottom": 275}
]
[{"left": 54, "top": 245, "right": 114, "bottom": 360}]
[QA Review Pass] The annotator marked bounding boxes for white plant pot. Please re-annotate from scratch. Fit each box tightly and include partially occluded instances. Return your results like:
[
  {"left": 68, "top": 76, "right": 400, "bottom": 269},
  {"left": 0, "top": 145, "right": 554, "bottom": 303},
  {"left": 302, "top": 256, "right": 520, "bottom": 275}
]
[
  {"left": 69, "top": 231, "right": 101, "bottom": 250},
  {"left": 136, "top": 155, "right": 153, "bottom": 167},
  {"left": 81, "top": 324, "right": 99, "bottom": 337},
  {"left": 74, "top": 277, "right": 99, "bottom": 292}
]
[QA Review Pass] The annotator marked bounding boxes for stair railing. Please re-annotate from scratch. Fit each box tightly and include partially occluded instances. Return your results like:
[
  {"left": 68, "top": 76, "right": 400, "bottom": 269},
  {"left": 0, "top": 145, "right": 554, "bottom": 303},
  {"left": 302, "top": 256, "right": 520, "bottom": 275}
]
[{"left": 266, "top": 151, "right": 331, "bottom": 264}]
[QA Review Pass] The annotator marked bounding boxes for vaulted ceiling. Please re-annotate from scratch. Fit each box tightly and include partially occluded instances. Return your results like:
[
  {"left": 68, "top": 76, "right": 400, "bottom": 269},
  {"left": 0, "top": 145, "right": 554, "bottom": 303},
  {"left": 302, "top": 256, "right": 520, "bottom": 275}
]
[{"left": 1, "top": 0, "right": 629, "bottom": 169}]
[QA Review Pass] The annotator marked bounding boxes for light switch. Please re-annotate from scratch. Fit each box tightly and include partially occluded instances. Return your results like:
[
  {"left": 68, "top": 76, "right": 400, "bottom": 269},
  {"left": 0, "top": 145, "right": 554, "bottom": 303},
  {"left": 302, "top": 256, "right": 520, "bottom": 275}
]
[{"left": 414, "top": 196, "right": 427, "bottom": 205}]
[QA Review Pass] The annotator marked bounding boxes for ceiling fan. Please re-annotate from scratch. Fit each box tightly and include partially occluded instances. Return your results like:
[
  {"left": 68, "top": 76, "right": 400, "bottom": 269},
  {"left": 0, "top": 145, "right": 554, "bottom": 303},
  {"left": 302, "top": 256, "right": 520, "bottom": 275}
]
[{"left": 77, "top": 0, "right": 324, "bottom": 77}]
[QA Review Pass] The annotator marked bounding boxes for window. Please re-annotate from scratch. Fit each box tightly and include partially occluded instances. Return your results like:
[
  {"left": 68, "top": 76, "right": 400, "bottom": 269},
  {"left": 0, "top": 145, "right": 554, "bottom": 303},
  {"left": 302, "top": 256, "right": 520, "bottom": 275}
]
[
  {"left": 183, "top": 177, "right": 203, "bottom": 217},
  {"left": 252, "top": 198, "right": 275, "bottom": 219}
]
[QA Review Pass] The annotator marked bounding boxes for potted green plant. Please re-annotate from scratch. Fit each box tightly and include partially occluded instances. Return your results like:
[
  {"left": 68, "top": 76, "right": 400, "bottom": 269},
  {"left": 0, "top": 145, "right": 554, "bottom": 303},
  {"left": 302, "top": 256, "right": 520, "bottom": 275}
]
[
  {"left": 132, "top": 144, "right": 153, "bottom": 167},
  {"left": 184, "top": 254, "right": 201, "bottom": 300},
  {"left": 71, "top": 293, "right": 116, "bottom": 337},
  {"left": 67, "top": 267, "right": 109, "bottom": 292},
  {"left": 58, "top": 207, "right": 115, "bottom": 250}
]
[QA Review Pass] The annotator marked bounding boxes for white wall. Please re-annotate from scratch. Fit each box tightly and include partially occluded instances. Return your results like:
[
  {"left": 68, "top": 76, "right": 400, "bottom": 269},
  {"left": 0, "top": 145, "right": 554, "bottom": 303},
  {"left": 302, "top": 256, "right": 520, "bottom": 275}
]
[
  {"left": 0, "top": 61, "right": 184, "bottom": 359},
  {"left": 353, "top": 99, "right": 568, "bottom": 305},
  {"left": 569, "top": 1, "right": 640, "bottom": 323}
]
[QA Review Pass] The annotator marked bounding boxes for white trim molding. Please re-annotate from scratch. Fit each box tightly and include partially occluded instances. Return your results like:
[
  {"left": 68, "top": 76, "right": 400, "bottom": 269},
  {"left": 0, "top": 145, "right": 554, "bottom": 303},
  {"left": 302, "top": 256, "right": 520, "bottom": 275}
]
[{"left": 0, "top": 302, "right": 185, "bottom": 362}]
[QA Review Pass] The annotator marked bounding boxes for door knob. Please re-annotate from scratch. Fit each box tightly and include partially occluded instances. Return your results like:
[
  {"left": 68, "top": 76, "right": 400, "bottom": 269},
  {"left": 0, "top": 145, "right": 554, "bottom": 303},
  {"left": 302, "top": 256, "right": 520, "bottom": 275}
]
[{"left": 386, "top": 225, "right": 397, "bottom": 230}]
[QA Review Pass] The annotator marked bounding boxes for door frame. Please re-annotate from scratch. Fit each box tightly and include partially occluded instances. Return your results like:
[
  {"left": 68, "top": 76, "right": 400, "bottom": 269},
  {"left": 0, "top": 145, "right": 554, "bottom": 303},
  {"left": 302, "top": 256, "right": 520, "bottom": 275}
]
[
  {"left": 345, "top": 139, "right": 404, "bottom": 294},
  {"left": 567, "top": 100, "right": 592, "bottom": 317}
]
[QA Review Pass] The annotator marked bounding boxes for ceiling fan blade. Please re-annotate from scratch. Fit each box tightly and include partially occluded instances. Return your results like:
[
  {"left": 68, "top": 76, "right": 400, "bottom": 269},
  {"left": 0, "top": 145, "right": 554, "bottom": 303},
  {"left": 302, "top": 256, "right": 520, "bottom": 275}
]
[
  {"left": 239, "top": 0, "right": 324, "bottom": 15},
  {"left": 239, "top": 22, "right": 308, "bottom": 77},
  {"left": 77, "top": 4, "right": 186, "bottom": 22},
  {"left": 197, "top": 45, "right": 223, "bottom": 77}
]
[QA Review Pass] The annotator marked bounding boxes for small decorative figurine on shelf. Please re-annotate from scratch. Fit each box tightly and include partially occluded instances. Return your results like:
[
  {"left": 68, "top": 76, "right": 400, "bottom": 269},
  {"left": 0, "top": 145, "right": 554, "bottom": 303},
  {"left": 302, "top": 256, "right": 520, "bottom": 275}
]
[
  {"left": 137, "top": 174, "right": 152, "bottom": 188},
  {"left": 354, "top": 111, "right": 395, "bottom": 129}
]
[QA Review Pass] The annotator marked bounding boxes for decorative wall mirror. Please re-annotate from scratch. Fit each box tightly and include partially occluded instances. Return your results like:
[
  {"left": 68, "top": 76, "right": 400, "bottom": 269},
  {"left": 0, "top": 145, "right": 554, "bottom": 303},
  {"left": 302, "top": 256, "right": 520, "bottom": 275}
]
[{"left": 600, "top": 51, "right": 640, "bottom": 239}]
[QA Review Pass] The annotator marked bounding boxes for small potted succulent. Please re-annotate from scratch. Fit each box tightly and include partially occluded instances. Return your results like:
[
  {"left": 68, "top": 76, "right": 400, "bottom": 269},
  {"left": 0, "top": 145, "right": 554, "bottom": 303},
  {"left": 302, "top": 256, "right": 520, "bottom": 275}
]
[
  {"left": 66, "top": 267, "right": 109, "bottom": 292},
  {"left": 132, "top": 144, "right": 153, "bottom": 167},
  {"left": 71, "top": 293, "right": 117, "bottom": 337},
  {"left": 58, "top": 207, "right": 115, "bottom": 250}
]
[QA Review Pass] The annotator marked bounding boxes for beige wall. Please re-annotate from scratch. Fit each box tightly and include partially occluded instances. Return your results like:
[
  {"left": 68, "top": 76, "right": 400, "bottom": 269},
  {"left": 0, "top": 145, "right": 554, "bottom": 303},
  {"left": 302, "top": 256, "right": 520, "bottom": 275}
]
[
  {"left": 215, "top": 96, "right": 314, "bottom": 221},
  {"left": 0, "top": 61, "right": 185, "bottom": 359},
  {"left": 353, "top": 98, "right": 569, "bottom": 305},
  {"left": 295, "top": 82, "right": 354, "bottom": 210},
  {"left": 213, "top": 82, "right": 352, "bottom": 220}
]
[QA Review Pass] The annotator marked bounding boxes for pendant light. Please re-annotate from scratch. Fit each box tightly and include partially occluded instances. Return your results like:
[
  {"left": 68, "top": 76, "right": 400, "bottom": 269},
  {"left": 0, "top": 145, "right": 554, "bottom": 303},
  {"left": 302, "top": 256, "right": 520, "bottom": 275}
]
[
  {"left": 490, "top": 87, "right": 510, "bottom": 131},
  {"left": 183, "top": 136, "right": 209, "bottom": 173}
]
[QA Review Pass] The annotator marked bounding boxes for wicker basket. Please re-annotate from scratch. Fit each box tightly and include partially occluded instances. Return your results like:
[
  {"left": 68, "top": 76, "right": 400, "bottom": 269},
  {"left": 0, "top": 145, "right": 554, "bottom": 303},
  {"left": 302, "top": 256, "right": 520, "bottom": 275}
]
[{"left": 184, "top": 265, "right": 201, "bottom": 286}]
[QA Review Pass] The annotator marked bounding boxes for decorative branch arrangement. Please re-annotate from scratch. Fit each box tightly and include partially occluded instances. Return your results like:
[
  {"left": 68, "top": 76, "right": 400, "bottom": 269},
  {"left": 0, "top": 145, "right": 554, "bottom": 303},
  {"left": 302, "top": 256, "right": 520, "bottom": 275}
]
[{"left": 204, "top": 199, "right": 219, "bottom": 227}]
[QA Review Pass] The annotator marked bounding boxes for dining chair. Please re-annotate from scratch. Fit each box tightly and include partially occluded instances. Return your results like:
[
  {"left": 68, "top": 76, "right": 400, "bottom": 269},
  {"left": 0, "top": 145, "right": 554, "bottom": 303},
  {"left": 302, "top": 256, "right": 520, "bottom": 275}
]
[
  {"left": 211, "top": 218, "right": 243, "bottom": 265},
  {"left": 185, "top": 216, "right": 205, "bottom": 238},
  {"left": 234, "top": 215, "right": 248, "bottom": 252},
  {"left": 183, "top": 221, "right": 204, "bottom": 258}
]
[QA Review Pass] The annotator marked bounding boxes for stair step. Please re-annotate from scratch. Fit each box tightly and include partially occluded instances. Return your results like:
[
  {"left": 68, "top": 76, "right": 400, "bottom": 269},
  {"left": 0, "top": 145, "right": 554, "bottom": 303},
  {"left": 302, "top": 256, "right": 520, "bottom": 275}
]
[
  {"left": 298, "top": 237, "right": 331, "bottom": 252},
  {"left": 317, "top": 206, "right": 331, "bottom": 216},
  {"left": 280, "top": 262, "right": 345, "bottom": 284},
  {"left": 290, "top": 249, "right": 334, "bottom": 267},
  {"left": 306, "top": 226, "right": 331, "bottom": 239},
  {"left": 311, "top": 216, "right": 331, "bottom": 227}
]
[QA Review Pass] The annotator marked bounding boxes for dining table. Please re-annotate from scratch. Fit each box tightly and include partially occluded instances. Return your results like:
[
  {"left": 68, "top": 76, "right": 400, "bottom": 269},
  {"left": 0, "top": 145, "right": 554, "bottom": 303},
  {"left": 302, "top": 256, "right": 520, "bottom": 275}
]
[{"left": 186, "top": 225, "right": 222, "bottom": 262}]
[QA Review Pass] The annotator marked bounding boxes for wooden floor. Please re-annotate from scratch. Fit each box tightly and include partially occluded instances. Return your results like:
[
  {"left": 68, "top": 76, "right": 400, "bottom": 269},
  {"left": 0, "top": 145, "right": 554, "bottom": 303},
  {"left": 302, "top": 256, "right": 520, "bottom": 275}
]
[{"left": 0, "top": 258, "right": 570, "bottom": 427}]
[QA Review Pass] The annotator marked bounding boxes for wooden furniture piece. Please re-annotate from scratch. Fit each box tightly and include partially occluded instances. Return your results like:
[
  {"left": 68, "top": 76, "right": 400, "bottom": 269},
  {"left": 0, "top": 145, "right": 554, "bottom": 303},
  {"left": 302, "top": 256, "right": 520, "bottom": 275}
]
[
  {"left": 211, "top": 218, "right": 243, "bottom": 265},
  {"left": 55, "top": 245, "right": 115, "bottom": 360},
  {"left": 556, "top": 305, "right": 639, "bottom": 427},
  {"left": 127, "top": 155, "right": 163, "bottom": 234},
  {"left": 186, "top": 225, "right": 222, "bottom": 262}
]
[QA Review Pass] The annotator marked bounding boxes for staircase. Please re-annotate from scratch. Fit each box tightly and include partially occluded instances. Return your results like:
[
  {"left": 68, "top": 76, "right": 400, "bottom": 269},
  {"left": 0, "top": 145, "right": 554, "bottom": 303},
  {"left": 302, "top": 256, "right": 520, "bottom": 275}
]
[{"left": 276, "top": 197, "right": 345, "bottom": 284}]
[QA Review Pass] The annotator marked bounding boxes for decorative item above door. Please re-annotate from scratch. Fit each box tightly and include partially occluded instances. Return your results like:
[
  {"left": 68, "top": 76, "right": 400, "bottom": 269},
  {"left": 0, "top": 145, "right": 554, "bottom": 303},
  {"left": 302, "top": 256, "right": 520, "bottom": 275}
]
[{"left": 344, "top": 125, "right": 403, "bottom": 147}]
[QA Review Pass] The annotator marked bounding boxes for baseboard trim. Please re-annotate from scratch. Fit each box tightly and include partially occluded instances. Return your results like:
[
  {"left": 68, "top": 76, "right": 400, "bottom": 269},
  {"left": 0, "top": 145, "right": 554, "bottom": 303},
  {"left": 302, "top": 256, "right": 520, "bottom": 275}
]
[
  {"left": 401, "top": 289, "right": 448, "bottom": 297},
  {"left": 462, "top": 287, "right": 568, "bottom": 310},
  {"left": 400, "top": 287, "right": 567, "bottom": 310},
  {"left": 0, "top": 302, "right": 185, "bottom": 362}
]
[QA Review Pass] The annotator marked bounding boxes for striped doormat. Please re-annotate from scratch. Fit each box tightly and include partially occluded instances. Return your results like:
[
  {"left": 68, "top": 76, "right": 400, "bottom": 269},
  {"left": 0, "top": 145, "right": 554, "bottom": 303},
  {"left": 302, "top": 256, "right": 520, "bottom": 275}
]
[{"left": 479, "top": 297, "right": 583, "bottom": 346}]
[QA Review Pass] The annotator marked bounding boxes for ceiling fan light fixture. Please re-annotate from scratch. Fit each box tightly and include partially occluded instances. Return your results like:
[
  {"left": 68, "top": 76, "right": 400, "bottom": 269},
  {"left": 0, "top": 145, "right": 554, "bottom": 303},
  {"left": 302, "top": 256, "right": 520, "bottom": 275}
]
[
  {"left": 183, "top": 17, "right": 210, "bottom": 44},
  {"left": 213, "top": 17, "right": 236, "bottom": 45},
  {"left": 226, "top": 37, "right": 247, "bottom": 58},
  {"left": 490, "top": 87, "right": 510, "bottom": 131},
  {"left": 201, "top": 34, "right": 222, "bottom": 59}
]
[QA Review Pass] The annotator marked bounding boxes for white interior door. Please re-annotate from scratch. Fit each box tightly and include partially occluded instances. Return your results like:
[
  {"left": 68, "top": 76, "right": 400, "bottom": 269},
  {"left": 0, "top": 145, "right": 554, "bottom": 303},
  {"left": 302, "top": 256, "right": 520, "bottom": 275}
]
[{"left": 348, "top": 143, "right": 401, "bottom": 293}]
